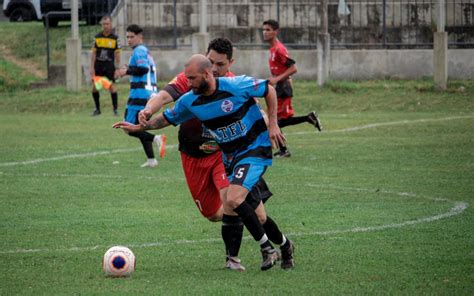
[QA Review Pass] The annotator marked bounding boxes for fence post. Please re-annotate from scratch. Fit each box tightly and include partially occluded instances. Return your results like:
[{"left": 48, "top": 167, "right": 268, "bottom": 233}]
[
  {"left": 382, "top": 0, "right": 387, "bottom": 48},
  {"left": 317, "top": 0, "right": 330, "bottom": 86},
  {"left": 193, "top": 0, "right": 209, "bottom": 54},
  {"left": 433, "top": 0, "right": 447, "bottom": 90},
  {"left": 66, "top": 0, "right": 82, "bottom": 91}
]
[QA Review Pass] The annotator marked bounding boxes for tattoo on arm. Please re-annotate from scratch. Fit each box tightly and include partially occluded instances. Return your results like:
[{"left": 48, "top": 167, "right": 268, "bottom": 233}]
[{"left": 146, "top": 115, "right": 169, "bottom": 130}]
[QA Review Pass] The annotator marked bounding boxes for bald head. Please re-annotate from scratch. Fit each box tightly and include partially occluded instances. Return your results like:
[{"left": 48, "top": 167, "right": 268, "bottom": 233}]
[
  {"left": 184, "top": 54, "right": 216, "bottom": 95},
  {"left": 185, "top": 54, "right": 212, "bottom": 73}
]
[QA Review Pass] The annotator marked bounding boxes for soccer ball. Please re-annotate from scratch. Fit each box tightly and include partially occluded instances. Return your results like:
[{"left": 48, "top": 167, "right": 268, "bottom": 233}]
[{"left": 102, "top": 246, "right": 136, "bottom": 277}]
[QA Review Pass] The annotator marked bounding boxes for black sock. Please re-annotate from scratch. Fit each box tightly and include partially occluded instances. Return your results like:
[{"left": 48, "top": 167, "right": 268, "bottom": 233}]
[
  {"left": 221, "top": 215, "right": 243, "bottom": 258},
  {"left": 129, "top": 132, "right": 156, "bottom": 158},
  {"left": 233, "top": 201, "right": 272, "bottom": 249},
  {"left": 278, "top": 116, "right": 308, "bottom": 128},
  {"left": 111, "top": 92, "right": 118, "bottom": 110},
  {"left": 262, "top": 216, "right": 284, "bottom": 245},
  {"left": 92, "top": 92, "right": 100, "bottom": 110},
  {"left": 141, "top": 139, "right": 155, "bottom": 158}
]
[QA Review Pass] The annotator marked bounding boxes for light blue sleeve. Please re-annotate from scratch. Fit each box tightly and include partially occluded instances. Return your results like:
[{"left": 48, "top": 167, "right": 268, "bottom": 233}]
[
  {"left": 236, "top": 75, "right": 269, "bottom": 99},
  {"left": 133, "top": 46, "right": 149, "bottom": 68},
  {"left": 163, "top": 94, "right": 195, "bottom": 126}
]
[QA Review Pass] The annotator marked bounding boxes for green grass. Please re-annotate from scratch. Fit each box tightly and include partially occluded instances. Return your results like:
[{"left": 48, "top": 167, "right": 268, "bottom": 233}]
[
  {"left": 0, "top": 80, "right": 473, "bottom": 295},
  {"left": 0, "top": 22, "right": 99, "bottom": 72},
  {"left": 0, "top": 58, "right": 40, "bottom": 92}
]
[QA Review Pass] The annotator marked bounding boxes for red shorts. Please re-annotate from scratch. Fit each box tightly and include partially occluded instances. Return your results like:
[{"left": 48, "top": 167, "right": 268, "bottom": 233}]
[
  {"left": 277, "top": 97, "right": 295, "bottom": 120},
  {"left": 180, "top": 151, "right": 229, "bottom": 218}
]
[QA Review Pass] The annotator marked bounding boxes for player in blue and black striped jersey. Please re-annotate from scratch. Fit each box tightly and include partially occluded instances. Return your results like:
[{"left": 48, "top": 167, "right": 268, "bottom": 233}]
[
  {"left": 115, "top": 24, "right": 165, "bottom": 168},
  {"left": 114, "top": 54, "right": 294, "bottom": 271}
]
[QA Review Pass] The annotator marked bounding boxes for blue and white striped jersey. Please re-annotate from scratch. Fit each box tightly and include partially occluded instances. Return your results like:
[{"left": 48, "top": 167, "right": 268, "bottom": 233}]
[
  {"left": 126, "top": 44, "right": 157, "bottom": 112},
  {"left": 164, "top": 75, "right": 272, "bottom": 169}
]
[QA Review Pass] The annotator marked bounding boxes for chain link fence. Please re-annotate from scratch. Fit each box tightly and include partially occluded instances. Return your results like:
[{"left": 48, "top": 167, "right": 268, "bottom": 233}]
[{"left": 78, "top": 0, "right": 473, "bottom": 49}]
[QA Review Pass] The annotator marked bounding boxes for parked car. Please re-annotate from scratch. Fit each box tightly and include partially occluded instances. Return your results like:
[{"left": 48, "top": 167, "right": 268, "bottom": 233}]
[
  {"left": 3, "top": 0, "right": 118, "bottom": 27},
  {"left": 3, "top": 0, "right": 42, "bottom": 22},
  {"left": 42, "top": 0, "right": 118, "bottom": 27}
]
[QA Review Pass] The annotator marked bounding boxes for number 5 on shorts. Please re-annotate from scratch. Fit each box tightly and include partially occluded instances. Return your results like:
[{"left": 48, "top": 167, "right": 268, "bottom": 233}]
[{"left": 235, "top": 167, "right": 246, "bottom": 179}]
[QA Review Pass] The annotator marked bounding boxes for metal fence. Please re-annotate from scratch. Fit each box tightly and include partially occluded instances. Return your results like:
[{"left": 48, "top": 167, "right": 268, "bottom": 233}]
[{"left": 77, "top": 0, "right": 474, "bottom": 49}]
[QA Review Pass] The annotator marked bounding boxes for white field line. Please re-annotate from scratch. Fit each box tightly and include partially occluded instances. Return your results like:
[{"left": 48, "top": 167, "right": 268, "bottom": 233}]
[
  {"left": 1, "top": 185, "right": 468, "bottom": 255},
  {"left": 289, "top": 114, "right": 474, "bottom": 135},
  {"left": 0, "top": 145, "right": 177, "bottom": 167},
  {"left": 0, "top": 115, "right": 472, "bottom": 167}
]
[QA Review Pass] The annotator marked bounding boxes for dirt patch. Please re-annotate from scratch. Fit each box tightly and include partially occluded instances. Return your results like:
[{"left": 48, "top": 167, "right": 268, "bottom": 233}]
[{"left": 0, "top": 44, "right": 47, "bottom": 79}]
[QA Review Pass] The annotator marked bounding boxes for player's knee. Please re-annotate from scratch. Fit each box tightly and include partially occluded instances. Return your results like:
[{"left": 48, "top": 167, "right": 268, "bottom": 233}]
[
  {"left": 226, "top": 197, "right": 242, "bottom": 210},
  {"left": 257, "top": 212, "right": 267, "bottom": 224},
  {"left": 207, "top": 215, "right": 221, "bottom": 222}
]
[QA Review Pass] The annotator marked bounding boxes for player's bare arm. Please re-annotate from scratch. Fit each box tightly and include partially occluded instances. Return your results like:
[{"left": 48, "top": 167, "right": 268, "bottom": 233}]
[
  {"left": 138, "top": 90, "right": 174, "bottom": 126},
  {"left": 90, "top": 51, "right": 96, "bottom": 81},
  {"left": 269, "top": 64, "right": 297, "bottom": 86},
  {"left": 145, "top": 113, "right": 171, "bottom": 130},
  {"left": 263, "top": 85, "right": 286, "bottom": 148},
  {"left": 113, "top": 113, "right": 170, "bottom": 133}
]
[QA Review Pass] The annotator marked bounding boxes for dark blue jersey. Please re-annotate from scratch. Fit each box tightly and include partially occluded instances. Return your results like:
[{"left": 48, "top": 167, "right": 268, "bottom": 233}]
[{"left": 164, "top": 75, "right": 272, "bottom": 169}]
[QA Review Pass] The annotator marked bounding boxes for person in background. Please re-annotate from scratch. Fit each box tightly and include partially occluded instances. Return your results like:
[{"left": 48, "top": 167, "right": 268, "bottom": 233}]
[
  {"left": 115, "top": 24, "right": 165, "bottom": 168},
  {"left": 90, "top": 15, "right": 120, "bottom": 116},
  {"left": 263, "top": 19, "right": 323, "bottom": 158}
]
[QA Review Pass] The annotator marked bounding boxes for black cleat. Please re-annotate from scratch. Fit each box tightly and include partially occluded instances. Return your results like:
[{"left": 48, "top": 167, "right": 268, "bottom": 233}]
[
  {"left": 274, "top": 150, "right": 291, "bottom": 158},
  {"left": 113, "top": 109, "right": 119, "bottom": 116},
  {"left": 91, "top": 109, "right": 101, "bottom": 116},
  {"left": 308, "top": 111, "right": 322, "bottom": 131},
  {"left": 280, "top": 240, "right": 295, "bottom": 270},
  {"left": 261, "top": 247, "right": 280, "bottom": 271}
]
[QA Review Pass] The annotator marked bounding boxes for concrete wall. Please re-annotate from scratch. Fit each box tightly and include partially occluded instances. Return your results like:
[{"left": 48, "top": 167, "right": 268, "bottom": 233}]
[{"left": 81, "top": 49, "right": 474, "bottom": 83}]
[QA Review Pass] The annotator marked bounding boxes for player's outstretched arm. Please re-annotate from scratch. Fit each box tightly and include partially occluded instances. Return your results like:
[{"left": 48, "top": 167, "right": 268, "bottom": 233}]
[
  {"left": 264, "top": 85, "right": 286, "bottom": 149},
  {"left": 113, "top": 113, "right": 171, "bottom": 133},
  {"left": 138, "top": 90, "right": 174, "bottom": 126}
]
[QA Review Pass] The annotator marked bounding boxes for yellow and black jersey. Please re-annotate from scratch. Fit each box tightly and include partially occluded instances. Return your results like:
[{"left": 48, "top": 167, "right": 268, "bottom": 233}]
[{"left": 92, "top": 32, "right": 121, "bottom": 64}]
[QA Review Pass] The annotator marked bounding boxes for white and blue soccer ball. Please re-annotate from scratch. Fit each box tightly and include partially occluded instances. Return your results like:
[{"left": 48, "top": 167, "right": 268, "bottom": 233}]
[{"left": 102, "top": 246, "right": 136, "bottom": 277}]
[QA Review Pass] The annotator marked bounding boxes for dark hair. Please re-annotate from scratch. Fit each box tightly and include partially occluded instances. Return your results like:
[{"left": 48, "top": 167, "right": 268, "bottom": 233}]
[
  {"left": 101, "top": 15, "right": 112, "bottom": 22},
  {"left": 126, "top": 24, "right": 143, "bottom": 35},
  {"left": 207, "top": 38, "right": 233, "bottom": 60},
  {"left": 263, "top": 19, "right": 279, "bottom": 30}
]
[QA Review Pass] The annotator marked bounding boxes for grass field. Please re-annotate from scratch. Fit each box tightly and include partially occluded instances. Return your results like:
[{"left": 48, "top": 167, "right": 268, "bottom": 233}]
[{"left": 0, "top": 78, "right": 473, "bottom": 294}]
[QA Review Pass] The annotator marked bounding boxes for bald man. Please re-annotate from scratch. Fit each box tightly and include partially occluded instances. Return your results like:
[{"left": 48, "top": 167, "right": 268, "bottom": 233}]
[{"left": 114, "top": 54, "right": 295, "bottom": 271}]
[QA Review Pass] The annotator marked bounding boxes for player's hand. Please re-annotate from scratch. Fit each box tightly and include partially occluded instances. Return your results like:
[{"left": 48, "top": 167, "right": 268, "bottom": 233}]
[
  {"left": 112, "top": 121, "right": 144, "bottom": 133},
  {"left": 268, "top": 124, "right": 286, "bottom": 149},
  {"left": 115, "top": 68, "right": 126, "bottom": 79},
  {"left": 138, "top": 109, "right": 152, "bottom": 127},
  {"left": 268, "top": 77, "right": 278, "bottom": 87}
]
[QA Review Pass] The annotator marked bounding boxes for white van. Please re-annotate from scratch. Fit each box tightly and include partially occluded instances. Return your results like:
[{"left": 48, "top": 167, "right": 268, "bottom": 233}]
[
  {"left": 3, "top": 0, "right": 42, "bottom": 22},
  {"left": 3, "top": 0, "right": 118, "bottom": 27}
]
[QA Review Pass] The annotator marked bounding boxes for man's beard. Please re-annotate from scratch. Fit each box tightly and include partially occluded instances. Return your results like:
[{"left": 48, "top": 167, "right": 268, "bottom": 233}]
[{"left": 193, "top": 80, "right": 209, "bottom": 95}]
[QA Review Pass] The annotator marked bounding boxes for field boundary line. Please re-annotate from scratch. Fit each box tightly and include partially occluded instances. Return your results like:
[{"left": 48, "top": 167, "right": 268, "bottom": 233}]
[
  {"left": 0, "top": 145, "right": 177, "bottom": 167},
  {"left": 1, "top": 185, "right": 468, "bottom": 255},
  {"left": 289, "top": 114, "right": 474, "bottom": 135},
  {"left": 1, "top": 115, "right": 472, "bottom": 167}
]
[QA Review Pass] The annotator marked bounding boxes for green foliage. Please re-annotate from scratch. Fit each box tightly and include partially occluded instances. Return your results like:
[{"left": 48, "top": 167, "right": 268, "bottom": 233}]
[
  {"left": 0, "top": 22, "right": 100, "bottom": 72},
  {"left": 0, "top": 82, "right": 473, "bottom": 294},
  {"left": 0, "top": 58, "right": 39, "bottom": 92}
]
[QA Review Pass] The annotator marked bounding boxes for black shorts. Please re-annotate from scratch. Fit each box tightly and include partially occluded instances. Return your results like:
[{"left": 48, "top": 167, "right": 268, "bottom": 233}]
[
  {"left": 276, "top": 80, "right": 293, "bottom": 98},
  {"left": 246, "top": 177, "right": 273, "bottom": 209},
  {"left": 94, "top": 62, "right": 116, "bottom": 82}
]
